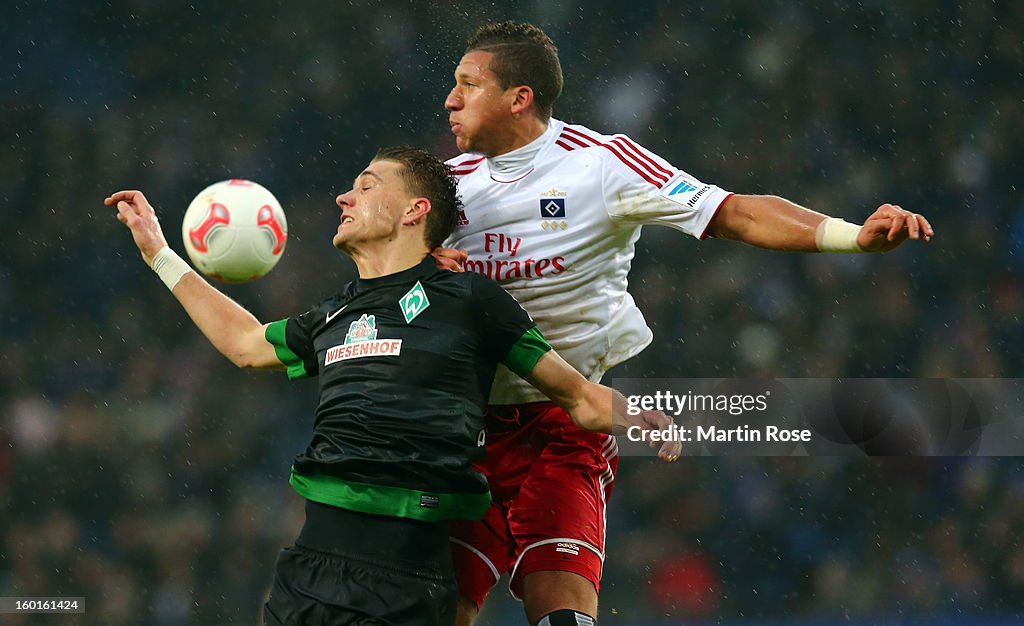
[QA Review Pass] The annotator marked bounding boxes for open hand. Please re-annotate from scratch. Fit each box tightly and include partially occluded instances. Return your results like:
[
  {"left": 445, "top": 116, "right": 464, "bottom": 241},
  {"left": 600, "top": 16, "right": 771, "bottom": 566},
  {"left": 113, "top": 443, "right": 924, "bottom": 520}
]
[
  {"left": 105, "top": 190, "right": 169, "bottom": 267},
  {"left": 856, "top": 203, "right": 934, "bottom": 252},
  {"left": 630, "top": 409, "right": 681, "bottom": 463}
]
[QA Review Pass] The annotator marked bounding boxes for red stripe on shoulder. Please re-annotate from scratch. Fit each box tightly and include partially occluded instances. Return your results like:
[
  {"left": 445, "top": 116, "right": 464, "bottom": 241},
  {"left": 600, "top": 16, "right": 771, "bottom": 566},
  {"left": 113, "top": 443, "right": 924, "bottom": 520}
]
[
  {"left": 555, "top": 139, "right": 576, "bottom": 151},
  {"left": 600, "top": 143, "right": 660, "bottom": 186},
  {"left": 562, "top": 127, "right": 665, "bottom": 186},
  {"left": 449, "top": 155, "right": 486, "bottom": 169},
  {"left": 449, "top": 155, "right": 486, "bottom": 176},
  {"left": 610, "top": 138, "right": 668, "bottom": 184},
  {"left": 561, "top": 126, "right": 600, "bottom": 146},
  {"left": 613, "top": 137, "right": 673, "bottom": 179},
  {"left": 557, "top": 131, "right": 590, "bottom": 149}
]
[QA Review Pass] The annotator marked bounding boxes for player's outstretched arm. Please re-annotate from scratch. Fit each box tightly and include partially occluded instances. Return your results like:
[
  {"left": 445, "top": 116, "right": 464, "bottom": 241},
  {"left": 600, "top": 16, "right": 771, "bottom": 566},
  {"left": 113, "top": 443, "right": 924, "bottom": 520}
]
[
  {"left": 524, "top": 351, "right": 680, "bottom": 462},
  {"left": 708, "top": 195, "right": 934, "bottom": 252},
  {"left": 107, "top": 189, "right": 282, "bottom": 370}
]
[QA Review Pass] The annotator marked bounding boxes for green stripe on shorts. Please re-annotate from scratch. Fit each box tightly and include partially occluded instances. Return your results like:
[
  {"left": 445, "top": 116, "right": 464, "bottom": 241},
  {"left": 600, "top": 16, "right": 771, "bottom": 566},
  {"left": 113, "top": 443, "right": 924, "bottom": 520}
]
[{"left": 290, "top": 468, "right": 491, "bottom": 522}]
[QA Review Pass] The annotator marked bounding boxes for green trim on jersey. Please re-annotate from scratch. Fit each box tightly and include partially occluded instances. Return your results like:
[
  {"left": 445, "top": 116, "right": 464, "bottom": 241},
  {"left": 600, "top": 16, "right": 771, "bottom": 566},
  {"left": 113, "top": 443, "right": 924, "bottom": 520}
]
[
  {"left": 290, "top": 467, "right": 491, "bottom": 522},
  {"left": 502, "top": 326, "right": 552, "bottom": 378},
  {"left": 265, "top": 320, "right": 308, "bottom": 379}
]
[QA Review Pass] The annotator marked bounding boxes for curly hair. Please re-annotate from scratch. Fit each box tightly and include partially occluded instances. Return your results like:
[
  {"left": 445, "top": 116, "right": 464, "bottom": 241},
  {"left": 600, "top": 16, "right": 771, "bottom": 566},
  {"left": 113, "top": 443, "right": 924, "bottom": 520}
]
[
  {"left": 372, "top": 146, "right": 462, "bottom": 248},
  {"left": 466, "top": 21, "right": 563, "bottom": 121}
]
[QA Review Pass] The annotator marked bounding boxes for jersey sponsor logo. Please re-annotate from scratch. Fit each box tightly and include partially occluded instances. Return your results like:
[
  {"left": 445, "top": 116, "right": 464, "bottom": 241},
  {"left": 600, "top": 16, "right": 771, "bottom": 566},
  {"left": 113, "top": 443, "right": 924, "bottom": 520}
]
[
  {"left": 457, "top": 209, "right": 470, "bottom": 226},
  {"left": 399, "top": 281, "right": 430, "bottom": 323},
  {"left": 556, "top": 542, "right": 581, "bottom": 556},
  {"left": 465, "top": 255, "right": 567, "bottom": 280},
  {"left": 344, "top": 314, "right": 378, "bottom": 343},
  {"left": 661, "top": 174, "right": 711, "bottom": 209},
  {"left": 328, "top": 314, "right": 402, "bottom": 364},
  {"left": 470, "top": 231, "right": 567, "bottom": 280},
  {"left": 324, "top": 339, "right": 403, "bottom": 364},
  {"left": 485, "top": 232, "right": 522, "bottom": 256}
]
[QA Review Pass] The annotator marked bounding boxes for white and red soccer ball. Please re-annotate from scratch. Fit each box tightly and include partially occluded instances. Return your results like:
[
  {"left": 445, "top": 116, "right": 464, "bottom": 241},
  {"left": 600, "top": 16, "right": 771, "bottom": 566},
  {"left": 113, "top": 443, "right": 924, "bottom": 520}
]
[{"left": 181, "top": 179, "right": 288, "bottom": 283}]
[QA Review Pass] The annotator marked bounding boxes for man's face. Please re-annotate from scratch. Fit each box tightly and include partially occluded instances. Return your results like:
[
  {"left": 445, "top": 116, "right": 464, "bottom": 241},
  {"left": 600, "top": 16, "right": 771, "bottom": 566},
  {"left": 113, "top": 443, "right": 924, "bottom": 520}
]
[
  {"left": 333, "top": 159, "right": 410, "bottom": 251},
  {"left": 445, "top": 50, "right": 516, "bottom": 155}
]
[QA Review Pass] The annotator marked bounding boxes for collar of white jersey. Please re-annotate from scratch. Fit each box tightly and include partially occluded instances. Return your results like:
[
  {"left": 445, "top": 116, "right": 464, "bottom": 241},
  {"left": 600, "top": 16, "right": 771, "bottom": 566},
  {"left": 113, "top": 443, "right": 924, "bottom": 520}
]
[{"left": 486, "top": 120, "right": 561, "bottom": 183}]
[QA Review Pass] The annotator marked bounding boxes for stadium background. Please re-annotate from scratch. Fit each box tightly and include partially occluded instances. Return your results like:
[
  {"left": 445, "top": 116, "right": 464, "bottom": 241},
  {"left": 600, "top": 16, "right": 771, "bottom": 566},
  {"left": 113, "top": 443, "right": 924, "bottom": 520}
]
[{"left": 2, "top": 1, "right": 1022, "bottom": 624}]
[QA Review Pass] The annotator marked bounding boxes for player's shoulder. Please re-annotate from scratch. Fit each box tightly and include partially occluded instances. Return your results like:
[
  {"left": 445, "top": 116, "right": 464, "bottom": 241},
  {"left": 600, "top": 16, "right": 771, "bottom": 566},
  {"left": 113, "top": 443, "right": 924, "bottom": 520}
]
[
  {"left": 551, "top": 119, "right": 641, "bottom": 154},
  {"left": 430, "top": 267, "right": 507, "bottom": 300},
  {"left": 287, "top": 288, "right": 349, "bottom": 330},
  {"left": 419, "top": 265, "right": 479, "bottom": 295},
  {"left": 446, "top": 153, "right": 487, "bottom": 175},
  {"left": 541, "top": 120, "right": 606, "bottom": 167},
  {"left": 552, "top": 119, "right": 676, "bottom": 187},
  {"left": 421, "top": 268, "right": 523, "bottom": 317},
  {"left": 553, "top": 120, "right": 614, "bottom": 147}
]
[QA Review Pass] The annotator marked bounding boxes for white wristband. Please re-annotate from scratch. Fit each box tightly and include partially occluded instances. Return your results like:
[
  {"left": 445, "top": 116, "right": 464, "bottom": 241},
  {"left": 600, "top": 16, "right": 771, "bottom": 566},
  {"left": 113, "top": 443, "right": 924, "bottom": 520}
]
[
  {"left": 815, "top": 217, "right": 865, "bottom": 253},
  {"left": 150, "top": 247, "right": 193, "bottom": 290}
]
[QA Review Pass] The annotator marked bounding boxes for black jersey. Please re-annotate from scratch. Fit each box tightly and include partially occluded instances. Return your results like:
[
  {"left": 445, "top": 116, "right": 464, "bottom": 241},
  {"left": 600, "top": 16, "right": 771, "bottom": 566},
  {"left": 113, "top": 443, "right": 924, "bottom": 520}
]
[{"left": 265, "top": 257, "right": 550, "bottom": 521}]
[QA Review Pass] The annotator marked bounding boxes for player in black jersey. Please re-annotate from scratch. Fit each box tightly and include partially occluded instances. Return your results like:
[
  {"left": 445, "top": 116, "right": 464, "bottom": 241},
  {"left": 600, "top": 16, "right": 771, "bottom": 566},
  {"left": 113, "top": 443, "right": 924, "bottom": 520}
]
[{"left": 108, "top": 146, "right": 675, "bottom": 626}]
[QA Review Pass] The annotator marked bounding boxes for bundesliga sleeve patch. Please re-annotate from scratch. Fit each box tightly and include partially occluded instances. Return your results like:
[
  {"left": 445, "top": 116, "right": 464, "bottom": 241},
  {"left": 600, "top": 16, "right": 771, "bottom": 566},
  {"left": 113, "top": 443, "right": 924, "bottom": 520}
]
[{"left": 660, "top": 174, "right": 712, "bottom": 209}]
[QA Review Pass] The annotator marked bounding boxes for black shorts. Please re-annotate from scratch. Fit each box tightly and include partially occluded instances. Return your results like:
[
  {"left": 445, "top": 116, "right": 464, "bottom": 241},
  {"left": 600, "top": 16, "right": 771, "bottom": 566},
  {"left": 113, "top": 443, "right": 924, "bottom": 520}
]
[{"left": 263, "top": 500, "right": 457, "bottom": 626}]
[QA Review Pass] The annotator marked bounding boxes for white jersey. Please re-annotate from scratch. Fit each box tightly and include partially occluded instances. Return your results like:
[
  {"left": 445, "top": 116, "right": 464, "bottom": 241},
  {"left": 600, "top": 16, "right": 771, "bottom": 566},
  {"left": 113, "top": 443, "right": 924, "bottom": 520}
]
[{"left": 446, "top": 119, "right": 733, "bottom": 404}]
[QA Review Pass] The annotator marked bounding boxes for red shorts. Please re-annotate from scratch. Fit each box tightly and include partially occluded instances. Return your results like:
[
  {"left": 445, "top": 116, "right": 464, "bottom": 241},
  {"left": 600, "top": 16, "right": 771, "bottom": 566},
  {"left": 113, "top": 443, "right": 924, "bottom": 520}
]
[{"left": 450, "top": 402, "right": 618, "bottom": 608}]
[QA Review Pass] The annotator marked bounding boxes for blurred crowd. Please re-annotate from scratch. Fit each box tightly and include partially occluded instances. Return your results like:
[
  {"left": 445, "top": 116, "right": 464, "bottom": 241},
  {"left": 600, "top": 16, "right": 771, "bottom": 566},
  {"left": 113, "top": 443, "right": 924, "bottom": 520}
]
[{"left": 2, "top": 1, "right": 1021, "bottom": 624}]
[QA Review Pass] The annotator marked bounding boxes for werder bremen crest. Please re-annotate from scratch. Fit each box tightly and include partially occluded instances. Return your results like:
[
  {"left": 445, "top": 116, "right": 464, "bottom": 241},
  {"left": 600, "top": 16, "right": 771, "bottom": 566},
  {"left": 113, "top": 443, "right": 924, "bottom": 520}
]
[
  {"left": 399, "top": 281, "right": 430, "bottom": 323},
  {"left": 344, "top": 314, "right": 378, "bottom": 344}
]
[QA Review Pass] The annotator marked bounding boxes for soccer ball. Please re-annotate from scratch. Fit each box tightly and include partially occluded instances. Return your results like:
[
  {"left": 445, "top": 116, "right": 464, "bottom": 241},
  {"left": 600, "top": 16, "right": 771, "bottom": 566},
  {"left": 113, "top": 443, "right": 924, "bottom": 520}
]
[{"left": 181, "top": 179, "right": 288, "bottom": 283}]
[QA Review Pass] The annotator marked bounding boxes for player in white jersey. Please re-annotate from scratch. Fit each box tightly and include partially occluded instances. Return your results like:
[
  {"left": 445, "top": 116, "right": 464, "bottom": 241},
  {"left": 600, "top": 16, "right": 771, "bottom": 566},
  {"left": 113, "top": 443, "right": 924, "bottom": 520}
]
[
  {"left": 447, "top": 117, "right": 730, "bottom": 406},
  {"left": 438, "top": 21, "right": 934, "bottom": 626}
]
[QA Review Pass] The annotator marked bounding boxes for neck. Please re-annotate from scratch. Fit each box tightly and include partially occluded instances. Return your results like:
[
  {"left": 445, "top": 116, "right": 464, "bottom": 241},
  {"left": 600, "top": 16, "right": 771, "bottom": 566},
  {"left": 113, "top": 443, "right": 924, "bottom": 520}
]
[
  {"left": 345, "top": 237, "right": 430, "bottom": 279},
  {"left": 489, "top": 121, "right": 553, "bottom": 176},
  {"left": 488, "top": 115, "right": 548, "bottom": 157}
]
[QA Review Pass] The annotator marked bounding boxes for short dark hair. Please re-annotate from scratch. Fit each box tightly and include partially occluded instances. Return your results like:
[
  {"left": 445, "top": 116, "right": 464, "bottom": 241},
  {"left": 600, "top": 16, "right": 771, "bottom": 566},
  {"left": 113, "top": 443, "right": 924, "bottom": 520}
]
[
  {"left": 372, "top": 146, "right": 462, "bottom": 249},
  {"left": 466, "top": 21, "right": 563, "bottom": 122}
]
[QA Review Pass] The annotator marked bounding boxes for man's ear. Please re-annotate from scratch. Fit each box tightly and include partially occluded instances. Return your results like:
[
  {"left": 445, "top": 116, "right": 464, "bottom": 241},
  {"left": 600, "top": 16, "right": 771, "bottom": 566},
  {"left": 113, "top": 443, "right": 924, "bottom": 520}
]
[
  {"left": 403, "top": 197, "right": 432, "bottom": 226},
  {"left": 509, "top": 85, "right": 535, "bottom": 117}
]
